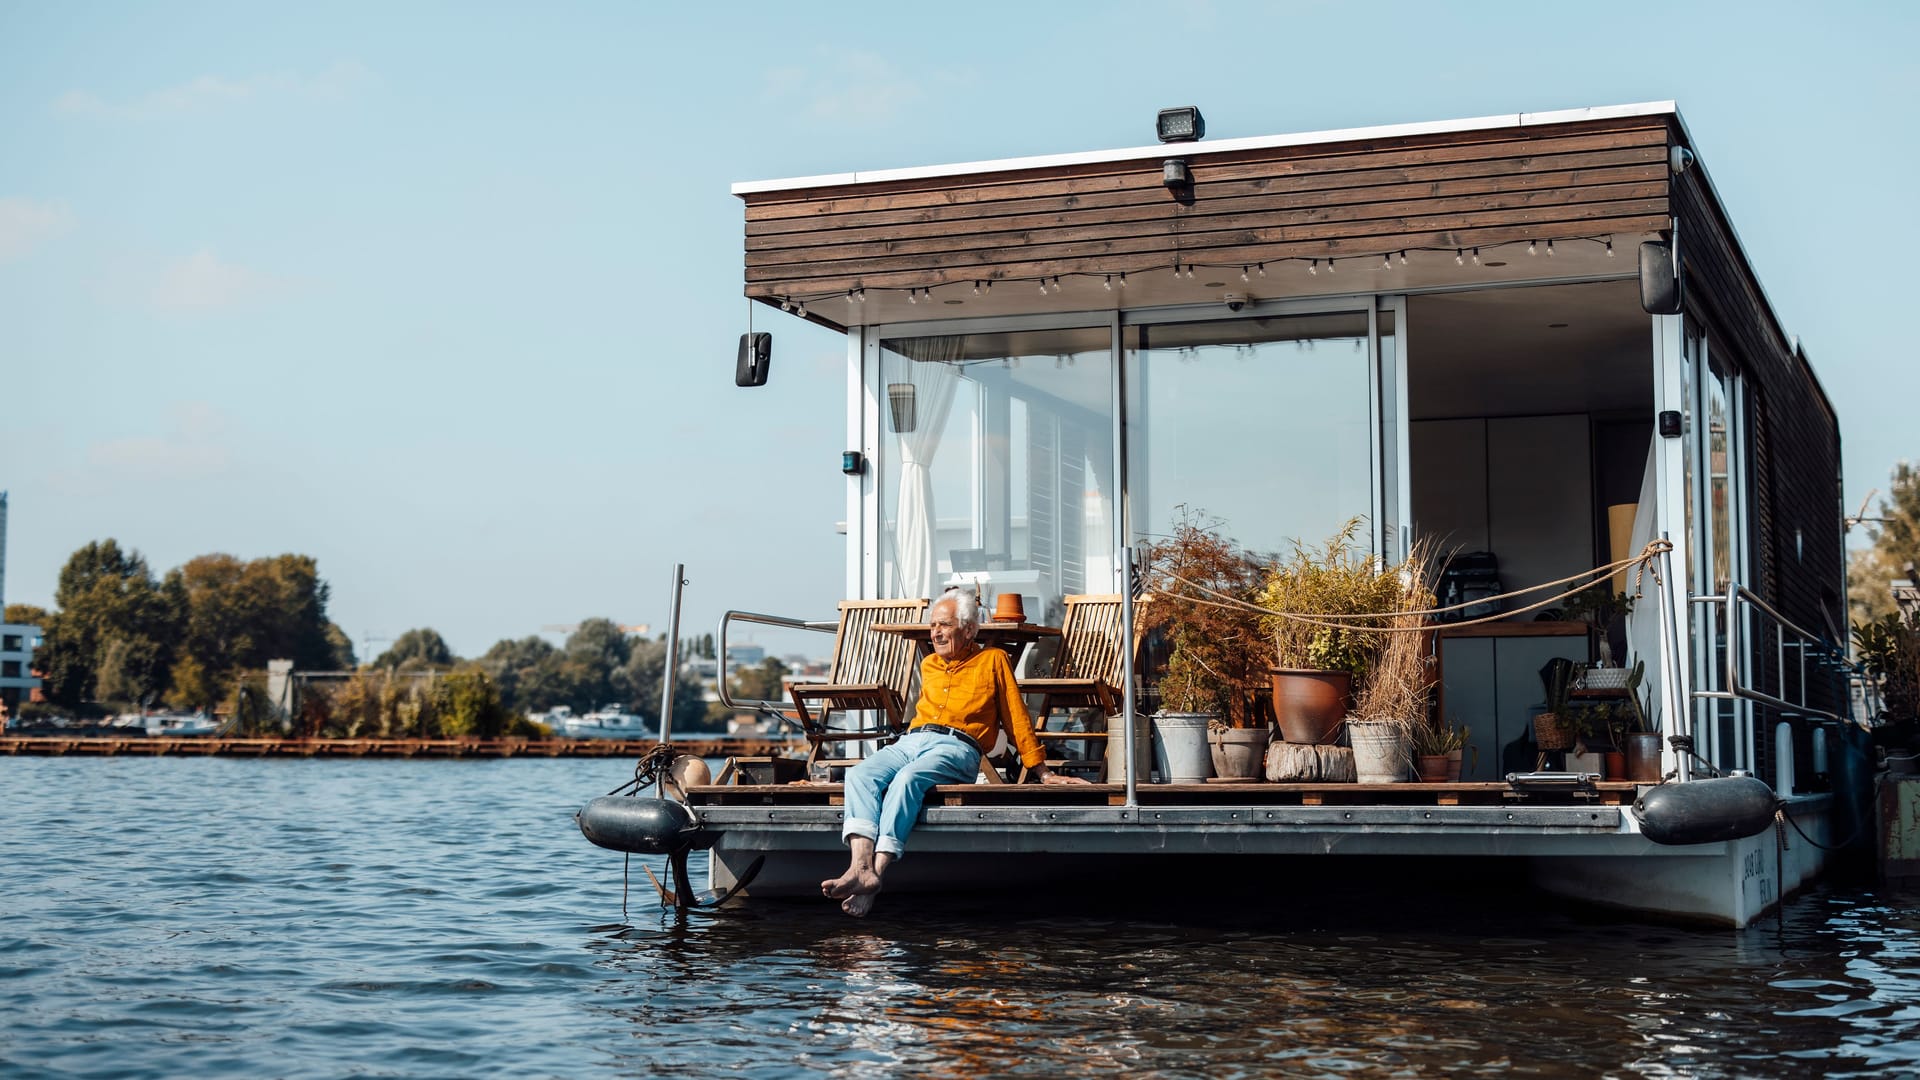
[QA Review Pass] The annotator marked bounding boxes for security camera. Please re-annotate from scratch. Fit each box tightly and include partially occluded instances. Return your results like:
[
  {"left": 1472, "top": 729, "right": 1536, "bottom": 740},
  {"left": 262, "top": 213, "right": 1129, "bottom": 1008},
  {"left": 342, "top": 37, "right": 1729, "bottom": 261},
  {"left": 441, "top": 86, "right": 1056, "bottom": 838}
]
[{"left": 1222, "top": 292, "right": 1248, "bottom": 313}]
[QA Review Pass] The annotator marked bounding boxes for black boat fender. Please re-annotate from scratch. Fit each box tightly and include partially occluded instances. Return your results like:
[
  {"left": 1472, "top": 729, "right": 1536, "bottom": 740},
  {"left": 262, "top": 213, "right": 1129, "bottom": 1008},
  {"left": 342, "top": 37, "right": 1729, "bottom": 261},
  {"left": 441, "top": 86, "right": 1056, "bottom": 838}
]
[
  {"left": 1631, "top": 774, "right": 1780, "bottom": 846},
  {"left": 576, "top": 795, "right": 762, "bottom": 910},
  {"left": 576, "top": 795, "right": 714, "bottom": 856}
]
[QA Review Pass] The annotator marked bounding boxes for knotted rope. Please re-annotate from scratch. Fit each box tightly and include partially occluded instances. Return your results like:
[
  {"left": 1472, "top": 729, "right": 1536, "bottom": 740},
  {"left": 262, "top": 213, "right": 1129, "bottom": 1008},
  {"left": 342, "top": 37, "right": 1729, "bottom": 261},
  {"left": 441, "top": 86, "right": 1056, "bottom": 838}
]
[{"left": 1156, "top": 538, "right": 1674, "bottom": 633}]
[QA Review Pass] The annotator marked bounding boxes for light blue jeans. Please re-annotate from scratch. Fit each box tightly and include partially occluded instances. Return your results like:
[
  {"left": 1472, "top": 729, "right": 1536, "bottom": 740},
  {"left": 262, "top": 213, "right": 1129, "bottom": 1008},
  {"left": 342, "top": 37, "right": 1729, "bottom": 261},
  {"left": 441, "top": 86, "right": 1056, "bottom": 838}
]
[{"left": 841, "top": 729, "right": 981, "bottom": 858}]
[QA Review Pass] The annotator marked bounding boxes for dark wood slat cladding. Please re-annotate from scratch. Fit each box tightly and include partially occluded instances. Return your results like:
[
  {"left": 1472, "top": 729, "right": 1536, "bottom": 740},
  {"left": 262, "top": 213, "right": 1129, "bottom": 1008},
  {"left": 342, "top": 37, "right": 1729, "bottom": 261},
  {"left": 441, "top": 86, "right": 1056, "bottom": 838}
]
[
  {"left": 1671, "top": 168, "right": 1845, "bottom": 729},
  {"left": 740, "top": 120, "right": 1671, "bottom": 298},
  {"left": 750, "top": 214, "right": 1672, "bottom": 296},
  {"left": 749, "top": 159, "right": 1669, "bottom": 248}
]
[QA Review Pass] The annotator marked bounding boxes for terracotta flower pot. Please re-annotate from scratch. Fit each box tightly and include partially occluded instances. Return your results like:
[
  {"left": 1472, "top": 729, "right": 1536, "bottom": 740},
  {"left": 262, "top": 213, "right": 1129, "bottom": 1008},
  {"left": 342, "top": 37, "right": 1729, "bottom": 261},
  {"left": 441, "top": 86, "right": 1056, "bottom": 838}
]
[
  {"left": 1603, "top": 751, "right": 1627, "bottom": 781},
  {"left": 1417, "top": 754, "right": 1450, "bottom": 782},
  {"left": 1268, "top": 668, "right": 1352, "bottom": 745}
]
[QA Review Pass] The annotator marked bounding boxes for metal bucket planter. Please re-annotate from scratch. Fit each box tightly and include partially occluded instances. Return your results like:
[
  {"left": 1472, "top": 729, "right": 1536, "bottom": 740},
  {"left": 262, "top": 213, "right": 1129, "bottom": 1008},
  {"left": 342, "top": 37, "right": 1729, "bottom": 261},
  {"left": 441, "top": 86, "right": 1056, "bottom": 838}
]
[
  {"left": 1625, "top": 731, "right": 1664, "bottom": 781},
  {"left": 1151, "top": 712, "right": 1215, "bottom": 783},
  {"left": 1348, "top": 720, "right": 1411, "bottom": 783},
  {"left": 1269, "top": 668, "right": 1352, "bottom": 744},
  {"left": 1208, "top": 726, "right": 1271, "bottom": 781}
]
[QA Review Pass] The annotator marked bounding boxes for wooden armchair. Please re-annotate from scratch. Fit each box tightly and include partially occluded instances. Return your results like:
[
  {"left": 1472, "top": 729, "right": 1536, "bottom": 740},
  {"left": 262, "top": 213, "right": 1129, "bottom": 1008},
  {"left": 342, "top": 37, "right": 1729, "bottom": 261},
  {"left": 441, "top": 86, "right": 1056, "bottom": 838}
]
[
  {"left": 788, "top": 598, "right": 930, "bottom": 774},
  {"left": 1017, "top": 594, "right": 1144, "bottom": 778}
]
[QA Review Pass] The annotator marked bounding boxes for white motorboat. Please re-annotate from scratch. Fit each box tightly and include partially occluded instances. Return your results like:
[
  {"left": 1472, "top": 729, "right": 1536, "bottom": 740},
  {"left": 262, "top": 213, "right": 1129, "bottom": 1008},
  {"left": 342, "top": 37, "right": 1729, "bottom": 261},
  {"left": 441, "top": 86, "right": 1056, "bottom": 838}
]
[
  {"left": 560, "top": 704, "right": 654, "bottom": 740},
  {"left": 118, "top": 711, "right": 219, "bottom": 737}
]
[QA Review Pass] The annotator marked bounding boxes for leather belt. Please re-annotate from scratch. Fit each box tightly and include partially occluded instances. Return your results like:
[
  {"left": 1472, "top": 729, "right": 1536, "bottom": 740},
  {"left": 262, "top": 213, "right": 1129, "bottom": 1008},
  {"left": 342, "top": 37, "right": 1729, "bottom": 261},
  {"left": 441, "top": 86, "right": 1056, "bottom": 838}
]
[{"left": 913, "top": 723, "right": 984, "bottom": 755}]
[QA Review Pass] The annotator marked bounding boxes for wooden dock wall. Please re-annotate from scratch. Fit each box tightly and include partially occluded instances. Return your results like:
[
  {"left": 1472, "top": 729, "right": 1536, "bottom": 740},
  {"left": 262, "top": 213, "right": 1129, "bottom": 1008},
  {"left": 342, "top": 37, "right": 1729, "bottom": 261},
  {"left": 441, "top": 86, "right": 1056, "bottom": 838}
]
[{"left": 0, "top": 736, "right": 788, "bottom": 759}]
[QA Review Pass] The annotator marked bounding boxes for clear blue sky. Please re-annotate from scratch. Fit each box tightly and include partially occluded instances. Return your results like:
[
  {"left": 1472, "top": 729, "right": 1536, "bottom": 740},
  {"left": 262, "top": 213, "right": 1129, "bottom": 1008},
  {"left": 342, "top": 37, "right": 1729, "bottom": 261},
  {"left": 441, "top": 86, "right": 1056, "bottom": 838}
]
[{"left": 3, "top": 1, "right": 1914, "bottom": 659}]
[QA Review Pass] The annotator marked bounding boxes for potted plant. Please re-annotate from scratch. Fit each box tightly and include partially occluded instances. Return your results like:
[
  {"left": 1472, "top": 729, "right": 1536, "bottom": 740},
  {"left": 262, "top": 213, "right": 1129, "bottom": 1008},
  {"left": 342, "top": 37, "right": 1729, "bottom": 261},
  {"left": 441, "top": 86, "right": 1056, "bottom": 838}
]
[
  {"left": 1414, "top": 721, "right": 1471, "bottom": 782},
  {"left": 1150, "top": 647, "right": 1220, "bottom": 783},
  {"left": 1562, "top": 587, "right": 1635, "bottom": 688},
  {"left": 1141, "top": 509, "right": 1268, "bottom": 781},
  {"left": 1533, "top": 657, "right": 1578, "bottom": 753},
  {"left": 1347, "top": 540, "right": 1439, "bottom": 783},
  {"left": 1257, "top": 518, "right": 1405, "bottom": 745},
  {"left": 1621, "top": 660, "right": 1664, "bottom": 781}
]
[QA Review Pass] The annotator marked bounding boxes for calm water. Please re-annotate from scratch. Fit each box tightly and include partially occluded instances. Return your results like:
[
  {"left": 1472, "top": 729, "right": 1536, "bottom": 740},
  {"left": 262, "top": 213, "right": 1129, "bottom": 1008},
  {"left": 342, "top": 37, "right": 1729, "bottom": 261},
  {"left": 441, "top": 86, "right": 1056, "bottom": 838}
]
[{"left": 2, "top": 757, "right": 1916, "bottom": 1079}]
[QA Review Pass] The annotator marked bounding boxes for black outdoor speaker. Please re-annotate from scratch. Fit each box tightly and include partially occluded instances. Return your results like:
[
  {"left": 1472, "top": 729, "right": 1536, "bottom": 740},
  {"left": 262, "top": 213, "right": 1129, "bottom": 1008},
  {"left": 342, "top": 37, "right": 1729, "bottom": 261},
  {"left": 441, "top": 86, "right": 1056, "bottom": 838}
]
[
  {"left": 1639, "top": 241, "right": 1681, "bottom": 315},
  {"left": 735, "top": 332, "right": 771, "bottom": 387}
]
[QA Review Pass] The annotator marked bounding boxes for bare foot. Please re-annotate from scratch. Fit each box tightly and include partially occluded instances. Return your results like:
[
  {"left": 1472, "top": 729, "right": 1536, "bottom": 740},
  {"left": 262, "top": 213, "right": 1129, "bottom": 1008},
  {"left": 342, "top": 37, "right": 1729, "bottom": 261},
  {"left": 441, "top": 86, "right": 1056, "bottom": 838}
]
[
  {"left": 841, "top": 891, "right": 878, "bottom": 917},
  {"left": 821, "top": 868, "right": 880, "bottom": 900}
]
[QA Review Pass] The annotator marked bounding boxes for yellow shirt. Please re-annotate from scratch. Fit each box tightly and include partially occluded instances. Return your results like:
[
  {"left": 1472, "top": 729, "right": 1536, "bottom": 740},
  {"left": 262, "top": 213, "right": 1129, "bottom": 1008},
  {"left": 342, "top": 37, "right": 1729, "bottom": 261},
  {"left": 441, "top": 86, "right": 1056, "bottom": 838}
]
[{"left": 909, "top": 645, "right": 1044, "bottom": 769}]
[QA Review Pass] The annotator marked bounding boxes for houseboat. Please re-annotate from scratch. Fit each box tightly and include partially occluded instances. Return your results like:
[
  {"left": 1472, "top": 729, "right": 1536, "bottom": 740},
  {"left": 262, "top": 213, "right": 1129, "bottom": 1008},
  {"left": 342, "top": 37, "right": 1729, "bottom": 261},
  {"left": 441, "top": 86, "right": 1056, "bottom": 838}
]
[{"left": 614, "top": 103, "right": 1861, "bottom": 927}]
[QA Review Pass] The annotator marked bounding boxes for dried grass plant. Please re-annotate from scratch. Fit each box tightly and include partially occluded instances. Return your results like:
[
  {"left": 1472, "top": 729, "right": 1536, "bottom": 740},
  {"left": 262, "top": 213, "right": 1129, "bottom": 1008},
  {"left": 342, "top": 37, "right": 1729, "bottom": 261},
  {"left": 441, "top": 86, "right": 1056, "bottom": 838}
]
[{"left": 1353, "top": 538, "right": 1440, "bottom": 740}]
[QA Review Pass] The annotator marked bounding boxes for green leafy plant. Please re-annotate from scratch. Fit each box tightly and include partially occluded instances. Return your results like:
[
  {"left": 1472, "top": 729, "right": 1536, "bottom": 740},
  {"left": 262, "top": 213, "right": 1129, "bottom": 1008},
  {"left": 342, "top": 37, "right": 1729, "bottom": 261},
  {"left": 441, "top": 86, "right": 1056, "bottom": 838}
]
[
  {"left": 1854, "top": 609, "right": 1920, "bottom": 750},
  {"left": 1257, "top": 518, "right": 1405, "bottom": 677},
  {"left": 1413, "top": 721, "right": 1469, "bottom": 756}
]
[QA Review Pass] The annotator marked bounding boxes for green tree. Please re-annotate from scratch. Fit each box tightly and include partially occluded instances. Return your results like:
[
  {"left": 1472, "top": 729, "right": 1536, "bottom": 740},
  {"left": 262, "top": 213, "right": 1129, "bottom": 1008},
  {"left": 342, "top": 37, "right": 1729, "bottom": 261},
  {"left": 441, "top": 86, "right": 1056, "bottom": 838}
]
[
  {"left": 433, "top": 668, "right": 508, "bottom": 737},
  {"left": 4, "top": 603, "right": 50, "bottom": 626},
  {"left": 163, "top": 552, "right": 344, "bottom": 709},
  {"left": 1852, "top": 462, "right": 1920, "bottom": 626},
  {"left": 621, "top": 635, "right": 714, "bottom": 732},
  {"left": 729, "top": 656, "right": 790, "bottom": 704},
  {"left": 373, "top": 628, "right": 455, "bottom": 671},
  {"left": 40, "top": 540, "right": 181, "bottom": 708},
  {"left": 477, "top": 635, "right": 557, "bottom": 714}
]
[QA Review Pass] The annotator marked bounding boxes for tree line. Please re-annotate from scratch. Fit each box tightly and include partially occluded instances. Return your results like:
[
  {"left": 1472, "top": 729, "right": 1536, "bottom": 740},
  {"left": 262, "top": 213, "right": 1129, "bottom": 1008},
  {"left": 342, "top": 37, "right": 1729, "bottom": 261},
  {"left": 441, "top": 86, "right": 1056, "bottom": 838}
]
[{"left": 8, "top": 539, "right": 785, "bottom": 737}]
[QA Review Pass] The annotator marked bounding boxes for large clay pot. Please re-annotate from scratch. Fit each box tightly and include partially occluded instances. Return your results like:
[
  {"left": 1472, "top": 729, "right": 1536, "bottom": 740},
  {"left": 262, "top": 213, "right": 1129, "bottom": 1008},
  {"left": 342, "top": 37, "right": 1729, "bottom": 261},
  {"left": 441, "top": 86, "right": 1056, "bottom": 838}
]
[
  {"left": 1208, "top": 726, "right": 1271, "bottom": 781},
  {"left": 1625, "top": 732, "right": 1664, "bottom": 782},
  {"left": 1268, "top": 668, "right": 1352, "bottom": 744}
]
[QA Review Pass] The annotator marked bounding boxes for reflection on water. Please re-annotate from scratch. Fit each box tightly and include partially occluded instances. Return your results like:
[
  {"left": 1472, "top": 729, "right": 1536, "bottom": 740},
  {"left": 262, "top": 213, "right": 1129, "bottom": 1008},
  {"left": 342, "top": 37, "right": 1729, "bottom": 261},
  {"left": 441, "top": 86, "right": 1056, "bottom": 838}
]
[{"left": 1, "top": 757, "right": 1915, "bottom": 1078}]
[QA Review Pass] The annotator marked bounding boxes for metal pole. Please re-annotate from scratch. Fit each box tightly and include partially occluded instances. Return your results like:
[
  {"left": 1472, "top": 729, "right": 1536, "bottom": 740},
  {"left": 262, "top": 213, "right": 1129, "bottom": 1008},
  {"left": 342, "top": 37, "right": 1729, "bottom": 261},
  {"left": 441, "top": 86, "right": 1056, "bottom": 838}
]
[
  {"left": 658, "top": 564, "right": 687, "bottom": 743},
  {"left": 1724, "top": 578, "right": 1742, "bottom": 772},
  {"left": 1657, "top": 533, "right": 1691, "bottom": 782},
  {"left": 1120, "top": 545, "right": 1139, "bottom": 809}
]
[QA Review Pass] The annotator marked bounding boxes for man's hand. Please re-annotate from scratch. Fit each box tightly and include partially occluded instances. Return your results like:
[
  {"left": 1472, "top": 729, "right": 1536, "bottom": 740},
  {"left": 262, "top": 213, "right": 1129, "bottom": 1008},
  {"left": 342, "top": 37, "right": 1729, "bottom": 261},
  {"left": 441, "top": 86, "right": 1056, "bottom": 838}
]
[{"left": 1031, "top": 764, "right": 1091, "bottom": 785}]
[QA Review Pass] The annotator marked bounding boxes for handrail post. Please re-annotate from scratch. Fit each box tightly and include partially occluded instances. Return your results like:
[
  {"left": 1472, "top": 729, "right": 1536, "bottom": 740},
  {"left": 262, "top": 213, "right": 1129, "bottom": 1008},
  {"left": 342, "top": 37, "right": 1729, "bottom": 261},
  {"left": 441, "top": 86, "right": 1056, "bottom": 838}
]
[
  {"left": 658, "top": 564, "right": 687, "bottom": 744},
  {"left": 1121, "top": 545, "right": 1139, "bottom": 810},
  {"left": 1657, "top": 533, "right": 1691, "bottom": 783},
  {"left": 1724, "top": 577, "right": 1742, "bottom": 772}
]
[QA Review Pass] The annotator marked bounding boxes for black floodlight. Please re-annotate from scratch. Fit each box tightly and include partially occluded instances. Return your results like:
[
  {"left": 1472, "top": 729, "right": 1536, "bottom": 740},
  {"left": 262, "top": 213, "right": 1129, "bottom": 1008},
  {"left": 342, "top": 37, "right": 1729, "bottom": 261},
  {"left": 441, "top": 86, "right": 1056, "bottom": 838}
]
[{"left": 1156, "top": 106, "right": 1205, "bottom": 143}]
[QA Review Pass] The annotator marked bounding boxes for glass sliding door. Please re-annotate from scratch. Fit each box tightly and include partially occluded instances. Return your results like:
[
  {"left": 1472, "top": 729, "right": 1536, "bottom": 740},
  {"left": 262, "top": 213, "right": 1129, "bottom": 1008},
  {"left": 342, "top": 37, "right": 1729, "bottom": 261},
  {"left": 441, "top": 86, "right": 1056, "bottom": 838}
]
[
  {"left": 875, "top": 325, "right": 1115, "bottom": 628},
  {"left": 1123, "top": 310, "right": 1376, "bottom": 559},
  {"left": 1686, "top": 325, "right": 1750, "bottom": 772}
]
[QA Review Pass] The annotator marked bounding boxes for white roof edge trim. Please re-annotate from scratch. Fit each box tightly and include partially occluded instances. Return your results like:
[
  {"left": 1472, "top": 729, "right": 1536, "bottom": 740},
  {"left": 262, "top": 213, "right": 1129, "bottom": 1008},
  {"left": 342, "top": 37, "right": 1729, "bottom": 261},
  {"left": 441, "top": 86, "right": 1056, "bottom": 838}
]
[{"left": 731, "top": 101, "right": 1679, "bottom": 195}]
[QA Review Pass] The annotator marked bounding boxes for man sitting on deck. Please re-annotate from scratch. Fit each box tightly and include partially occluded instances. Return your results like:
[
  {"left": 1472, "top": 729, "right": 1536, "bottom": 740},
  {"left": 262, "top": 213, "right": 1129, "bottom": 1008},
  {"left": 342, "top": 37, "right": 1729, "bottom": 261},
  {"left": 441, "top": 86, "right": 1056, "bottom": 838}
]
[{"left": 822, "top": 587, "right": 1086, "bottom": 916}]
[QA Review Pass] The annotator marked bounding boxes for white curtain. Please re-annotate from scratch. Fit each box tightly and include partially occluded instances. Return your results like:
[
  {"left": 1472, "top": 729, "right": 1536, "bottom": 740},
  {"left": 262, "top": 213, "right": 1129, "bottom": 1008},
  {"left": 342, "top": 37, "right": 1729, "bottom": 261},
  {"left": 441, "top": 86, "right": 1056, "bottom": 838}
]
[{"left": 886, "top": 338, "right": 965, "bottom": 598}]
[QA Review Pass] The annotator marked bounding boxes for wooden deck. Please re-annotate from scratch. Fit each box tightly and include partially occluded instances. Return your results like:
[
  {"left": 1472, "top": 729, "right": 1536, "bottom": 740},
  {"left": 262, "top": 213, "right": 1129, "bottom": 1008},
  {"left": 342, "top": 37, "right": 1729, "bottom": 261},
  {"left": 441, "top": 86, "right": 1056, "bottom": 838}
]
[
  {"left": 688, "top": 780, "right": 1644, "bottom": 808},
  {"left": 0, "top": 736, "right": 787, "bottom": 759}
]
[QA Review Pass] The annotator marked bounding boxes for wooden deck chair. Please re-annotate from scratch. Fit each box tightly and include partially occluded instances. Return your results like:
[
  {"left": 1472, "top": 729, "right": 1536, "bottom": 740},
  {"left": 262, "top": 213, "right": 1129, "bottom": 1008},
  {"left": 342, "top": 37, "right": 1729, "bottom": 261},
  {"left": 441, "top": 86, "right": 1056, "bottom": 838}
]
[
  {"left": 1016, "top": 594, "right": 1145, "bottom": 779},
  {"left": 788, "top": 598, "right": 930, "bottom": 774}
]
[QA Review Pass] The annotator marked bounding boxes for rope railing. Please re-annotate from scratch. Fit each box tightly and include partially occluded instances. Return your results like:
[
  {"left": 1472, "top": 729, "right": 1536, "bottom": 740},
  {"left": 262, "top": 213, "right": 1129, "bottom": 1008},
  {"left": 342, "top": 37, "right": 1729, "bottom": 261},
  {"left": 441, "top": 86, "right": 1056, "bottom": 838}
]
[{"left": 1154, "top": 539, "right": 1675, "bottom": 634}]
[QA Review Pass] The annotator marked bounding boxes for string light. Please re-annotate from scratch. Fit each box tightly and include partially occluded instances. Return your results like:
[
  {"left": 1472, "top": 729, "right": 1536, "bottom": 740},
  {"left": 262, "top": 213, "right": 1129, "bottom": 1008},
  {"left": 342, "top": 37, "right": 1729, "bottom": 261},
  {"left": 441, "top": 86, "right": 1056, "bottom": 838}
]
[{"left": 762, "top": 236, "right": 1626, "bottom": 314}]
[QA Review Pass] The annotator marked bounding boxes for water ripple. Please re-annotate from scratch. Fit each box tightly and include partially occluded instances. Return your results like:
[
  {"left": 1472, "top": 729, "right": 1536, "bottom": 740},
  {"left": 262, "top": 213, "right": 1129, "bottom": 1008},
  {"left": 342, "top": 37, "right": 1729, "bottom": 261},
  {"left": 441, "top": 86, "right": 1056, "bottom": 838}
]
[{"left": 2, "top": 756, "right": 1918, "bottom": 1078}]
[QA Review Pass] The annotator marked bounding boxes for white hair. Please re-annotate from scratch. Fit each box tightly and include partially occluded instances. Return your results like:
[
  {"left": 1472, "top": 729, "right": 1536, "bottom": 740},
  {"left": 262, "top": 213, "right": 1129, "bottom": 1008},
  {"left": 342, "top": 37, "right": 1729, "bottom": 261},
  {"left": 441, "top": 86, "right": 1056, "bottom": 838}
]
[{"left": 936, "top": 587, "right": 982, "bottom": 631}]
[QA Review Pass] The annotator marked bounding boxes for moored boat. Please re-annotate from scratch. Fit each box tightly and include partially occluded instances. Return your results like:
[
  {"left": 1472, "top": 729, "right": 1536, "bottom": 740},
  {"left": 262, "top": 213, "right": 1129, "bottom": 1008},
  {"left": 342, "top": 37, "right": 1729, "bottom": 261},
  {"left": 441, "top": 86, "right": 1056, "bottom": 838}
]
[{"left": 589, "top": 101, "right": 1869, "bottom": 928}]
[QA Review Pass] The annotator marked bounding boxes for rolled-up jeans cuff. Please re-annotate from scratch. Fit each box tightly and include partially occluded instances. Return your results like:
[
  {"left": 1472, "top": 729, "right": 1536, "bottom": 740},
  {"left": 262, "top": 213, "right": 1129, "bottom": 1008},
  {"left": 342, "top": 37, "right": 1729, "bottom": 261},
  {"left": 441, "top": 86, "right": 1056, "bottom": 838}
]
[
  {"left": 875, "top": 835, "right": 905, "bottom": 858},
  {"left": 842, "top": 816, "right": 879, "bottom": 846}
]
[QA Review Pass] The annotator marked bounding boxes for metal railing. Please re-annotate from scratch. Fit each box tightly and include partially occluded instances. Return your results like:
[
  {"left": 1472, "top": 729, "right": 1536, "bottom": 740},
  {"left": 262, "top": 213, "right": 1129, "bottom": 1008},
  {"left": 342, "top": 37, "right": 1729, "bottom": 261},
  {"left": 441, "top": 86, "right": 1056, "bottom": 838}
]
[
  {"left": 715, "top": 610, "right": 837, "bottom": 722},
  {"left": 1688, "top": 579, "right": 1857, "bottom": 785}
]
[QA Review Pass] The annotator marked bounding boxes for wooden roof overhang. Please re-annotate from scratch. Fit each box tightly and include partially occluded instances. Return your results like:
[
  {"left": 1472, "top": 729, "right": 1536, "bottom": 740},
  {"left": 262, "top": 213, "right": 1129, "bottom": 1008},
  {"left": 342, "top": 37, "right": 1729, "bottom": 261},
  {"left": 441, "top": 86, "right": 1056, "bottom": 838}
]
[{"left": 734, "top": 103, "right": 1689, "bottom": 332}]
